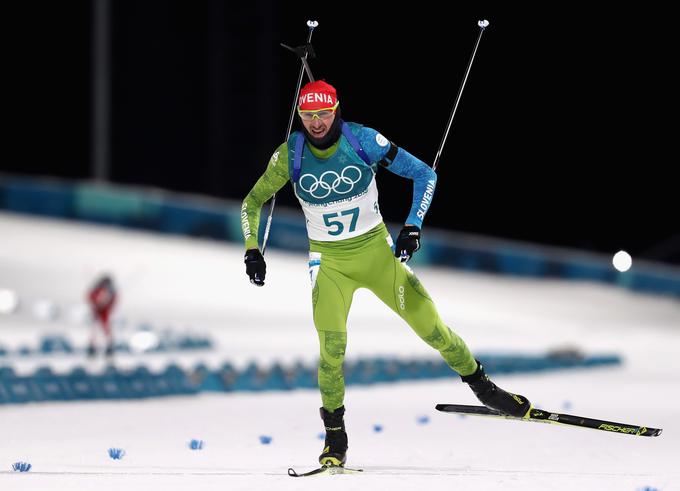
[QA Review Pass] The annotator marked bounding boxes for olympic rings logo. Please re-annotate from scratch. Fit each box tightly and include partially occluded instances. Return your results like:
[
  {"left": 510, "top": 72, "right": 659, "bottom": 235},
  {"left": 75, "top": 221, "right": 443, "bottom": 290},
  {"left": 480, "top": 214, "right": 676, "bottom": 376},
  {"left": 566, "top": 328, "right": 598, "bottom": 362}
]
[{"left": 298, "top": 166, "right": 363, "bottom": 199}]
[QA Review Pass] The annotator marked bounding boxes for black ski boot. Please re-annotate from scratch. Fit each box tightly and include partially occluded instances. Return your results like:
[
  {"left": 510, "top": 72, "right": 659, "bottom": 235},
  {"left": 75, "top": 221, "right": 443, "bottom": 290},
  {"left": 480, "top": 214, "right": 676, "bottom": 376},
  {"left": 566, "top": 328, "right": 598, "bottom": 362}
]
[
  {"left": 319, "top": 406, "right": 348, "bottom": 467},
  {"left": 461, "top": 360, "right": 532, "bottom": 417}
]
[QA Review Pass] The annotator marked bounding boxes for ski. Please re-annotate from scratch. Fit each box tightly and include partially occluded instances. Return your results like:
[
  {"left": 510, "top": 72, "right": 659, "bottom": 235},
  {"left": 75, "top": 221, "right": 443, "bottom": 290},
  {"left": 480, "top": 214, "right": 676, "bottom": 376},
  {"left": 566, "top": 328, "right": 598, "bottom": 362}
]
[
  {"left": 435, "top": 404, "right": 662, "bottom": 437},
  {"left": 288, "top": 465, "right": 364, "bottom": 477}
]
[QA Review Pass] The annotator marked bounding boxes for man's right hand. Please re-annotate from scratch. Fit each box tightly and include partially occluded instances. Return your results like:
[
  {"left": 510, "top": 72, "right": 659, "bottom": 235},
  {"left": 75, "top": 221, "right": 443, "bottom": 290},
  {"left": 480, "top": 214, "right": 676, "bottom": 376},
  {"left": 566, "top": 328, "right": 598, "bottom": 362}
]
[{"left": 244, "top": 249, "right": 266, "bottom": 286}]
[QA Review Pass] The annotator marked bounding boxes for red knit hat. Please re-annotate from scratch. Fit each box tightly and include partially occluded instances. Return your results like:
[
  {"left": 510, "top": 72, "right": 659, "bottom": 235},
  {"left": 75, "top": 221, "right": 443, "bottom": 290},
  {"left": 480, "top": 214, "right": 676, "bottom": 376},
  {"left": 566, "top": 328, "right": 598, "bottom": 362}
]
[{"left": 298, "top": 80, "right": 338, "bottom": 111}]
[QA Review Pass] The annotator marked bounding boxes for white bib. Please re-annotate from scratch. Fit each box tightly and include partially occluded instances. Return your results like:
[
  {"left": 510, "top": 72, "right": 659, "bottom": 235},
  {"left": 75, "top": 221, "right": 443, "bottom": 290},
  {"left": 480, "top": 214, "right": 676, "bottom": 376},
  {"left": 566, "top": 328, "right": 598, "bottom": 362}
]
[{"left": 298, "top": 176, "right": 383, "bottom": 241}]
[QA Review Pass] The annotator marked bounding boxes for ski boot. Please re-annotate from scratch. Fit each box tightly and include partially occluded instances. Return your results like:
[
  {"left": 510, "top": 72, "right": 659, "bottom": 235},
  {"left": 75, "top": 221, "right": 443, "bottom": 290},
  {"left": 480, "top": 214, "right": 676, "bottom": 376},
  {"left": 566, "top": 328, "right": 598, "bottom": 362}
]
[
  {"left": 319, "top": 406, "right": 348, "bottom": 467},
  {"left": 462, "top": 360, "right": 532, "bottom": 418}
]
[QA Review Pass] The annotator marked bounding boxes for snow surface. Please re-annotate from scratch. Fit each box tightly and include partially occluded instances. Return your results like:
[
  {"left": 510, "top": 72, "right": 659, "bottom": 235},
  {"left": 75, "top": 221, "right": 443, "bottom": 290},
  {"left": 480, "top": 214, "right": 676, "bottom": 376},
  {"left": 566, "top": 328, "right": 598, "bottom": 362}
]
[{"left": 1, "top": 211, "right": 679, "bottom": 490}]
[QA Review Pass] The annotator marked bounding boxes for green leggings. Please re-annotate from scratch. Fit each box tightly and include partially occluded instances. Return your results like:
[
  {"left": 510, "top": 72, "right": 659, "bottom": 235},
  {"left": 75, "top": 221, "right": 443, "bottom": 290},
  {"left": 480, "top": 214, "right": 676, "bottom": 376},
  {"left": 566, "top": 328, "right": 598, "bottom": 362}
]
[{"left": 309, "top": 223, "right": 477, "bottom": 411}]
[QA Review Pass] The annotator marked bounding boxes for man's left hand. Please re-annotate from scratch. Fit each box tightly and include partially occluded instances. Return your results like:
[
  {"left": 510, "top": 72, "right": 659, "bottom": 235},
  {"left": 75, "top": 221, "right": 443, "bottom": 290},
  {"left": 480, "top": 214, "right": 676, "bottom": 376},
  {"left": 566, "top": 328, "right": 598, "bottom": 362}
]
[{"left": 394, "top": 225, "right": 421, "bottom": 263}]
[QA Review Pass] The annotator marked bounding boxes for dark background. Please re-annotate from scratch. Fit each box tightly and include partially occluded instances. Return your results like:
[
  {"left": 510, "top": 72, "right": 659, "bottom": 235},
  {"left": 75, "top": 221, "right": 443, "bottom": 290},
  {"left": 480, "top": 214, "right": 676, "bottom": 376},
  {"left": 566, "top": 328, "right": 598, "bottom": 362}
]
[{"left": 5, "top": 1, "right": 678, "bottom": 264}]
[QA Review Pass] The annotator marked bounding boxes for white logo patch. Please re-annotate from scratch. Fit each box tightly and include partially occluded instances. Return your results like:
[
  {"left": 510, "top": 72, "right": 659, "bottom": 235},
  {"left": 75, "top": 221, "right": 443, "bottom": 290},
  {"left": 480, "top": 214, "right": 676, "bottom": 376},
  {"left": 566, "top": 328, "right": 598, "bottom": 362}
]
[
  {"left": 398, "top": 285, "right": 406, "bottom": 310},
  {"left": 309, "top": 252, "right": 322, "bottom": 288},
  {"left": 270, "top": 151, "right": 279, "bottom": 166},
  {"left": 375, "top": 133, "right": 389, "bottom": 147}
]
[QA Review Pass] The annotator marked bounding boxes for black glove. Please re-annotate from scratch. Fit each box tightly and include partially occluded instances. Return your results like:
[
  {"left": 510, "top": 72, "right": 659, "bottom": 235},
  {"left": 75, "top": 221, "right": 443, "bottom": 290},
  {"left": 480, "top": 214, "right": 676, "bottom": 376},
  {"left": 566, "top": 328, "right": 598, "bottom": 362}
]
[
  {"left": 394, "top": 225, "right": 421, "bottom": 263},
  {"left": 244, "top": 248, "right": 266, "bottom": 286}
]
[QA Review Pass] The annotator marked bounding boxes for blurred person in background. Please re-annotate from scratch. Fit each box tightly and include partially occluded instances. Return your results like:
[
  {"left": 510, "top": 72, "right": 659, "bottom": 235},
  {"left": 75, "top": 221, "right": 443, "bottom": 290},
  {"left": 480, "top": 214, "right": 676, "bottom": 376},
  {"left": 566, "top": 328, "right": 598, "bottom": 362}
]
[
  {"left": 241, "top": 80, "right": 532, "bottom": 467},
  {"left": 87, "top": 274, "right": 117, "bottom": 358}
]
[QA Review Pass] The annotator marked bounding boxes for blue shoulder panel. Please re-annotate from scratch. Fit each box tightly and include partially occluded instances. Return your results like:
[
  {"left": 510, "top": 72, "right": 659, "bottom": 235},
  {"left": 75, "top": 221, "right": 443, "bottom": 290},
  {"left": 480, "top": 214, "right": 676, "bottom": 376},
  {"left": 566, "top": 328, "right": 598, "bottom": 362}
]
[
  {"left": 341, "top": 122, "right": 371, "bottom": 165},
  {"left": 355, "top": 125, "right": 438, "bottom": 228},
  {"left": 355, "top": 125, "right": 391, "bottom": 163}
]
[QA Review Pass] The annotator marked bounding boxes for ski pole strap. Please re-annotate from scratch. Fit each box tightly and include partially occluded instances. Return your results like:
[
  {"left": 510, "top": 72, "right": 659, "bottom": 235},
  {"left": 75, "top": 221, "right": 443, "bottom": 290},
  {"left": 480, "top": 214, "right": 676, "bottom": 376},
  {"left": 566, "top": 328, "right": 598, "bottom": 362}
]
[
  {"left": 292, "top": 132, "right": 305, "bottom": 183},
  {"left": 341, "top": 122, "right": 371, "bottom": 166},
  {"left": 378, "top": 141, "right": 398, "bottom": 167}
]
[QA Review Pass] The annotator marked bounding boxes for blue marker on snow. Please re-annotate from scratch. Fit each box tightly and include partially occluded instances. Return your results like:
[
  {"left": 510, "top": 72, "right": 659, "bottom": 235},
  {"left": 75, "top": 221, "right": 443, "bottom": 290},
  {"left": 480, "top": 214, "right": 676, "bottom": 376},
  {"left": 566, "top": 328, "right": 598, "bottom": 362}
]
[
  {"left": 188, "top": 439, "right": 204, "bottom": 450},
  {"left": 108, "top": 448, "right": 125, "bottom": 460},
  {"left": 259, "top": 435, "right": 272, "bottom": 445},
  {"left": 12, "top": 462, "right": 32, "bottom": 472}
]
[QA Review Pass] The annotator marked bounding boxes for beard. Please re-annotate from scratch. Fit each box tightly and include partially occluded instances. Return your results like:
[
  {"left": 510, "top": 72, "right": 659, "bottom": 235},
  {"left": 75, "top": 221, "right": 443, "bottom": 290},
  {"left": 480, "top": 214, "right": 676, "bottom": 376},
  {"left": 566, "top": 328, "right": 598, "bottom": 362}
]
[{"left": 300, "top": 108, "right": 343, "bottom": 149}]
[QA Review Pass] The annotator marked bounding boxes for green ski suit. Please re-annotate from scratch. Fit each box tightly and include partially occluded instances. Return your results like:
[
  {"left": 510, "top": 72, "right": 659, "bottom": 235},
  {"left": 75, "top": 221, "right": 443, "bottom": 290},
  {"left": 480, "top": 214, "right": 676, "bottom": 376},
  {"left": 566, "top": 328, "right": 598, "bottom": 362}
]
[{"left": 242, "top": 123, "right": 477, "bottom": 410}]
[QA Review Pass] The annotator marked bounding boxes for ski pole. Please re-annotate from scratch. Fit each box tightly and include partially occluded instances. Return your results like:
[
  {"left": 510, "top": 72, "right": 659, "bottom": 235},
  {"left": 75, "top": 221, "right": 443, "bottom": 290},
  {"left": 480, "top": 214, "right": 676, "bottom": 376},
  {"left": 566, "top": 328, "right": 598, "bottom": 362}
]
[
  {"left": 261, "top": 20, "right": 318, "bottom": 255},
  {"left": 433, "top": 19, "right": 489, "bottom": 171}
]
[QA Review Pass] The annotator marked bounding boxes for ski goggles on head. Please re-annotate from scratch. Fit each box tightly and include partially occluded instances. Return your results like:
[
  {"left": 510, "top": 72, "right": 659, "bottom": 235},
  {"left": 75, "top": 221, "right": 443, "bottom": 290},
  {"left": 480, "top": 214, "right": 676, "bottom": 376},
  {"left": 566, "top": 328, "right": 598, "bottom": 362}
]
[{"left": 297, "top": 102, "right": 339, "bottom": 121}]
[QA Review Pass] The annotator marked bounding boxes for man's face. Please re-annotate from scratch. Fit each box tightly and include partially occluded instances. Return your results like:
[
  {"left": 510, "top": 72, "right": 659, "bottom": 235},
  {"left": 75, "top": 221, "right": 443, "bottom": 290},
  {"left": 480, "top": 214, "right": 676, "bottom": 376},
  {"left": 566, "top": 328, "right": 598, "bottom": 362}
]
[{"left": 299, "top": 107, "right": 337, "bottom": 140}]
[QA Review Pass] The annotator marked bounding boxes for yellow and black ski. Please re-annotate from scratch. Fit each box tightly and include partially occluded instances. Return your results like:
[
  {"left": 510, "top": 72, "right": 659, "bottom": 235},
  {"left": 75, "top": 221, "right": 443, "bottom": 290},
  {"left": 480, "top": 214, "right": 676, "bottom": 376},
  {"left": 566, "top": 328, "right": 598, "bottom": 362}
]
[
  {"left": 435, "top": 404, "right": 662, "bottom": 437},
  {"left": 288, "top": 464, "right": 363, "bottom": 477}
]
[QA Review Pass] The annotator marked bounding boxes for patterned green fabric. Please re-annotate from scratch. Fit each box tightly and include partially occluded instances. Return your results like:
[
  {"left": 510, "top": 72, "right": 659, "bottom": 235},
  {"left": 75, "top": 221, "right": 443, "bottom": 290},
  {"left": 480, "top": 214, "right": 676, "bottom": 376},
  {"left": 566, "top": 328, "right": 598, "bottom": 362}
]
[
  {"left": 317, "top": 330, "right": 347, "bottom": 409},
  {"left": 241, "top": 142, "right": 290, "bottom": 250},
  {"left": 310, "top": 223, "right": 477, "bottom": 410}
]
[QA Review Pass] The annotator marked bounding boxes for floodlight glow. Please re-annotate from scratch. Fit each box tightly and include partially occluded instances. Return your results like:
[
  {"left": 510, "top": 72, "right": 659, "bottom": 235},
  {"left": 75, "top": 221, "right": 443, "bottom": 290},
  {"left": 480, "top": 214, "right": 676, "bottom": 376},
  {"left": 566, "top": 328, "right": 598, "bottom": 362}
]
[
  {"left": 0, "top": 289, "right": 19, "bottom": 314},
  {"left": 612, "top": 250, "right": 632, "bottom": 272},
  {"left": 130, "top": 331, "right": 159, "bottom": 352}
]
